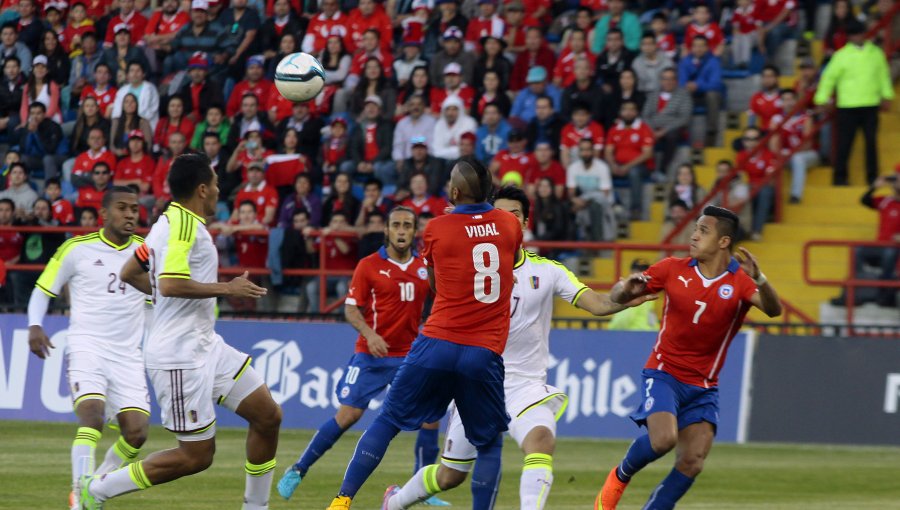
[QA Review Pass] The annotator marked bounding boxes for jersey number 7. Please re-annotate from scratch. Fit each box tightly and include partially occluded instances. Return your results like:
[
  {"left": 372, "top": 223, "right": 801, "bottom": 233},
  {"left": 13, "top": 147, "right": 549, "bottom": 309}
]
[{"left": 472, "top": 243, "right": 500, "bottom": 304}]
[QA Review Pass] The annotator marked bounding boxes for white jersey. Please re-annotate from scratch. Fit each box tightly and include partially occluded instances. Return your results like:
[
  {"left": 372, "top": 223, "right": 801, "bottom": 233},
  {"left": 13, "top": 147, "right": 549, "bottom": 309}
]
[
  {"left": 144, "top": 202, "right": 218, "bottom": 370},
  {"left": 35, "top": 231, "right": 147, "bottom": 361},
  {"left": 504, "top": 250, "right": 589, "bottom": 381}
]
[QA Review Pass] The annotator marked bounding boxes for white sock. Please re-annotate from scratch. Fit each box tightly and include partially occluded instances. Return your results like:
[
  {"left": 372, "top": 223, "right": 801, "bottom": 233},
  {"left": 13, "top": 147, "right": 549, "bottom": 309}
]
[
  {"left": 89, "top": 461, "right": 152, "bottom": 502},
  {"left": 520, "top": 454, "right": 553, "bottom": 510},
  {"left": 243, "top": 459, "right": 277, "bottom": 509},
  {"left": 390, "top": 464, "right": 441, "bottom": 510},
  {"left": 96, "top": 436, "right": 141, "bottom": 475},
  {"left": 72, "top": 427, "right": 100, "bottom": 489}
]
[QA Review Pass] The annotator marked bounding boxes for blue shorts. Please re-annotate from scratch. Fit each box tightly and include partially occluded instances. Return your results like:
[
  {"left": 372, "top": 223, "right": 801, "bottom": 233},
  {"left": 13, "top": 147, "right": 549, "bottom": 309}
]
[
  {"left": 629, "top": 369, "right": 720, "bottom": 434},
  {"left": 335, "top": 353, "right": 404, "bottom": 409},
  {"left": 381, "top": 335, "right": 509, "bottom": 448}
]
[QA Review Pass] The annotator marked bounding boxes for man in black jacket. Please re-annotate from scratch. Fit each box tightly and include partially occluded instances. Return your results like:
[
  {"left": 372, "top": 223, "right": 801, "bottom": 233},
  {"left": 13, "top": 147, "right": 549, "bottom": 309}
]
[
  {"left": 176, "top": 52, "right": 225, "bottom": 122},
  {"left": 0, "top": 56, "right": 24, "bottom": 137},
  {"left": 14, "top": 103, "right": 63, "bottom": 179},
  {"left": 259, "top": 0, "right": 307, "bottom": 65},
  {"left": 594, "top": 28, "right": 635, "bottom": 94},
  {"left": 276, "top": 101, "right": 324, "bottom": 163},
  {"left": 225, "top": 92, "right": 276, "bottom": 151},
  {"left": 526, "top": 95, "right": 563, "bottom": 151},
  {"left": 339, "top": 96, "right": 396, "bottom": 186},
  {"left": 561, "top": 57, "right": 603, "bottom": 120}
]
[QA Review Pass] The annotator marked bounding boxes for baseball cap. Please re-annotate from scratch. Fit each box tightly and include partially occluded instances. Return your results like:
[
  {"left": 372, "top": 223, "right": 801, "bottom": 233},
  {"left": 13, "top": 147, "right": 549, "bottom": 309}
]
[
  {"left": 43, "top": 2, "right": 63, "bottom": 13},
  {"left": 246, "top": 54, "right": 265, "bottom": 69},
  {"left": 244, "top": 119, "right": 262, "bottom": 135},
  {"left": 410, "top": 136, "right": 428, "bottom": 148},
  {"left": 331, "top": 117, "right": 347, "bottom": 127},
  {"left": 127, "top": 129, "right": 144, "bottom": 139},
  {"left": 526, "top": 66, "right": 547, "bottom": 83},
  {"left": 505, "top": 0, "right": 524, "bottom": 11},
  {"left": 508, "top": 128, "right": 525, "bottom": 141},
  {"left": 188, "top": 51, "right": 209, "bottom": 69},
  {"left": 460, "top": 131, "right": 476, "bottom": 143},
  {"left": 364, "top": 95, "right": 383, "bottom": 107},
  {"left": 442, "top": 26, "right": 464, "bottom": 41},
  {"left": 32, "top": 55, "right": 48, "bottom": 67},
  {"left": 191, "top": 0, "right": 209, "bottom": 10},
  {"left": 113, "top": 23, "right": 131, "bottom": 34},
  {"left": 247, "top": 160, "right": 265, "bottom": 171},
  {"left": 443, "top": 62, "right": 462, "bottom": 75},
  {"left": 441, "top": 95, "right": 463, "bottom": 111}
]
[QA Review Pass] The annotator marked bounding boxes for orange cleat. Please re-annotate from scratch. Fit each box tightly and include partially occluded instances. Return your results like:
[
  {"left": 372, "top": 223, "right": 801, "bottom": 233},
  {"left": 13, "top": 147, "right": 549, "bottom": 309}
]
[{"left": 595, "top": 466, "right": 629, "bottom": 510}]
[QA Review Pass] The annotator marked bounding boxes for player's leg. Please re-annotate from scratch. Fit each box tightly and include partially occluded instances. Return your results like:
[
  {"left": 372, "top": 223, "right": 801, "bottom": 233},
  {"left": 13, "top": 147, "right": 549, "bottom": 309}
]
[
  {"left": 641, "top": 422, "right": 714, "bottom": 510},
  {"left": 95, "top": 410, "right": 150, "bottom": 475},
  {"left": 96, "top": 356, "right": 151, "bottom": 475},
  {"left": 67, "top": 351, "right": 108, "bottom": 508},
  {"left": 516, "top": 408, "right": 558, "bottom": 510},
  {"left": 416, "top": 421, "right": 451, "bottom": 506}
]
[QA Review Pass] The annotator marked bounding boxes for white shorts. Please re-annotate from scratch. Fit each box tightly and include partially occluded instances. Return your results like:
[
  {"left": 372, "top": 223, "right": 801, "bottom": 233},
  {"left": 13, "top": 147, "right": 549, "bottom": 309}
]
[
  {"left": 440, "top": 378, "right": 568, "bottom": 473},
  {"left": 148, "top": 336, "right": 263, "bottom": 442},
  {"left": 67, "top": 350, "right": 150, "bottom": 422}
]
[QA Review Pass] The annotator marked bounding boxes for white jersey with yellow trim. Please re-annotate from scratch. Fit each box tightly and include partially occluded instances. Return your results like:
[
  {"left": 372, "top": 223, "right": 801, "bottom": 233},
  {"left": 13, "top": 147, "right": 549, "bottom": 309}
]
[
  {"left": 35, "top": 231, "right": 147, "bottom": 361},
  {"left": 504, "top": 250, "right": 590, "bottom": 381},
  {"left": 144, "top": 202, "right": 218, "bottom": 370}
]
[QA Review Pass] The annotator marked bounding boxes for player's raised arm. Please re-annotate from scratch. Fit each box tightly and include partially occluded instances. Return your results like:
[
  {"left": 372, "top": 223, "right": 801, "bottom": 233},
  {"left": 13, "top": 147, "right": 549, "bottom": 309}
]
[
  {"left": 737, "top": 247, "right": 783, "bottom": 318},
  {"left": 609, "top": 273, "right": 654, "bottom": 305}
]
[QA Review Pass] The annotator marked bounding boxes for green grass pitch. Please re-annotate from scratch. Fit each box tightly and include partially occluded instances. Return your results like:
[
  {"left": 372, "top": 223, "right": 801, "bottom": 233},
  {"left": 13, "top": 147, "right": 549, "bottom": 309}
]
[{"left": 2, "top": 421, "right": 900, "bottom": 509}]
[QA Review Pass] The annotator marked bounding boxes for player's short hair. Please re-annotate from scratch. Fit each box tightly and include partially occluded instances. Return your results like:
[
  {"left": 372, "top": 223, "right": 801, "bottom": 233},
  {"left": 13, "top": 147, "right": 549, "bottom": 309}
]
[
  {"left": 702, "top": 205, "right": 739, "bottom": 249},
  {"left": 168, "top": 152, "right": 214, "bottom": 202},
  {"left": 492, "top": 185, "right": 530, "bottom": 222},
  {"left": 388, "top": 205, "right": 417, "bottom": 228},
  {"left": 101, "top": 185, "right": 137, "bottom": 209},
  {"left": 238, "top": 199, "right": 257, "bottom": 212},
  {"left": 455, "top": 156, "right": 492, "bottom": 203}
]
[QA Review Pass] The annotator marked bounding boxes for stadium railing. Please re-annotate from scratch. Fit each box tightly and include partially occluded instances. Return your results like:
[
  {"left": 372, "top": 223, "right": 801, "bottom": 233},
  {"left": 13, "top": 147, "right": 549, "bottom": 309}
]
[{"left": 802, "top": 239, "right": 900, "bottom": 336}]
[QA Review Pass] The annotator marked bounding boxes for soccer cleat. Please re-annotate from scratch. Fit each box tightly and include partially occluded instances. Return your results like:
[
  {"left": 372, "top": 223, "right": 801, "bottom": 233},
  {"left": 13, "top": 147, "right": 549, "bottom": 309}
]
[
  {"left": 79, "top": 476, "right": 103, "bottom": 510},
  {"left": 595, "top": 467, "right": 628, "bottom": 510},
  {"left": 69, "top": 490, "right": 79, "bottom": 510},
  {"left": 423, "top": 495, "right": 452, "bottom": 506},
  {"left": 277, "top": 466, "right": 304, "bottom": 500},
  {"left": 382, "top": 485, "right": 400, "bottom": 510},
  {"left": 326, "top": 495, "right": 352, "bottom": 510}
]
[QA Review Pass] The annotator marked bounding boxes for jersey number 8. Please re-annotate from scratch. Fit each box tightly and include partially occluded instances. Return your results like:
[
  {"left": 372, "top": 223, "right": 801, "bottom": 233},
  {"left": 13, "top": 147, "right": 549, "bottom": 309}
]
[{"left": 472, "top": 242, "right": 500, "bottom": 304}]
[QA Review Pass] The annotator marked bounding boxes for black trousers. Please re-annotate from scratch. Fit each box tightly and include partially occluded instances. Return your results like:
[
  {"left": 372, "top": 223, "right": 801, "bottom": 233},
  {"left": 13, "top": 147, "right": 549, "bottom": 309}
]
[{"left": 834, "top": 106, "right": 879, "bottom": 185}]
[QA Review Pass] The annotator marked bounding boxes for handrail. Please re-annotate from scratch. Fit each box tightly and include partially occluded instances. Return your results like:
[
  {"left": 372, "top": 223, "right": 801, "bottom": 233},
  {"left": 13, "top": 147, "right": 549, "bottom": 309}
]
[{"left": 802, "top": 239, "right": 900, "bottom": 333}]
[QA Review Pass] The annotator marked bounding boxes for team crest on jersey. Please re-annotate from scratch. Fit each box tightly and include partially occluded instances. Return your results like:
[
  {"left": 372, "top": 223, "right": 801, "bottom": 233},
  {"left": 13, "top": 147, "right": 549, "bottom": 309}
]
[
  {"left": 340, "top": 386, "right": 350, "bottom": 398},
  {"left": 631, "top": 133, "right": 639, "bottom": 142},
  {"left": 530, "top": 276, "right": 540, "bottom": 289},
  {"left": 644, "top": 397, "right": 654, "bottom": 411},
  {"left": 417, "top": 267, "right": 428, "bottom": 280},
  {"left": 718, "top": 284, "right": 734, "bottom": 299},
  {"left": 190, "top": 410, "right": 198, "bottom": 423}
]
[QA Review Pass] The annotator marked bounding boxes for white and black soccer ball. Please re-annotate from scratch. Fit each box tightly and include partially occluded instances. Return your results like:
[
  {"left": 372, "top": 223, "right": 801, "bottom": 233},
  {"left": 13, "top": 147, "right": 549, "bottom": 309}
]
[{"left": 274, "top": 52, "right": 326, "bottom": 103}]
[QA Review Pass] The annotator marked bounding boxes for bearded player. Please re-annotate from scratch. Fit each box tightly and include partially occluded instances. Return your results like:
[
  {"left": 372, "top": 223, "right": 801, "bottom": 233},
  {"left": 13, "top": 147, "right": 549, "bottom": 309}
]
[
  {"left": 277, "top": 206, "right": 448, "bottom": 507},
  {"left": 596, "top": 205, "right": 782, "bottom": 510},
  {"left": 325, "top": 156, "right": 522, "bottom": 510}
]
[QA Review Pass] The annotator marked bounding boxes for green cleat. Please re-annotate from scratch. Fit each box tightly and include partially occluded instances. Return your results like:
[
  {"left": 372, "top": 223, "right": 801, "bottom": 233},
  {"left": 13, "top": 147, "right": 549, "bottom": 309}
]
[{"left": 79, "top": 476, "right": 103, "bottom": 510}]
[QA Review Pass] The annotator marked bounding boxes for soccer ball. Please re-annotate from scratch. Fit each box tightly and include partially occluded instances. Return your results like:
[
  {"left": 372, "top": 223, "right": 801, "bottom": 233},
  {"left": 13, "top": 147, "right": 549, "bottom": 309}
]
[{"left": 274, "top": 52, "right": 326, "bottom": 103}]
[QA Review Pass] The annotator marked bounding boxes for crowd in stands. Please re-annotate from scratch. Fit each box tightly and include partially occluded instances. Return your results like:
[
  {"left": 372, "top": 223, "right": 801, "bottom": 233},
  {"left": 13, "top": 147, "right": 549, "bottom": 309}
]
[{"left": 0, "top": 0, "right": 896, "bottom": 313}]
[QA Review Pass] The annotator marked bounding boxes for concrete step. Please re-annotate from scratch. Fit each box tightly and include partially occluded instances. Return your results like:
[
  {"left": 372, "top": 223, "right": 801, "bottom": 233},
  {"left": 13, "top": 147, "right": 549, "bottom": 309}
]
[{"left": 782, "top": 205, "right": 879, "bottom": 224}]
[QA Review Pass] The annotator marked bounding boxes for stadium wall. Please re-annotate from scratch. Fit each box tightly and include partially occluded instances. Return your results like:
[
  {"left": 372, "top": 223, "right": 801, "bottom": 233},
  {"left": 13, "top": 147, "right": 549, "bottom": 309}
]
[{"left": 0, "top": 316, "right": 750, "bottom": 443}]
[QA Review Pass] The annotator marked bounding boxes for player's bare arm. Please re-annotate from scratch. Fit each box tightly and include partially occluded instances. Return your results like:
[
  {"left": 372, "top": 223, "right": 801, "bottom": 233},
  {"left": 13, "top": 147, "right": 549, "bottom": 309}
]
[
  {"left": 120, "top": 255, "right": 152, "bottom": 295},
  {"left": 344, "top": 304, "right": 389, "bottom": 358},
  {"left": 577, "top": 288, "right": 658, "bottom": 316},
  {"left": 158, "top": 270, "right": 267, "bottom": 299},
  {"left": 736, "top": 247, "right": 783, "bottom": 318},
  {"left": 27, "top": 325, "right": 54, "bottom": 359},
  {"left": 609, "top": 273, "right": 654, "bottom": 305}
]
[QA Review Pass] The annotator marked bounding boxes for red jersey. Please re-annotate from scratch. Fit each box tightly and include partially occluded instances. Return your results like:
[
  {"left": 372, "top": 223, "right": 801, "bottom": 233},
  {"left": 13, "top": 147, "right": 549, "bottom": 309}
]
[
  {"left": 754, "top": 0, "right": 796, "bottom": 25},
  {"left": 400, "top": 195, "right": 448, "bottom": 217},
  {"left": 493, "top": 150, "right": 537, "bottom": 183},
  {"left": 153, "top": 117, "right": 195, "bottom": 149},
  {"left": 303, "top": 12, "right": 348, "bottom": 54},
  {"left": 152, "top": 156, "right": 173, "bottom": 199},
  {"left": 236, "top": 149, "right": 274, "bottom": 181},
  {"left": 76, "top": 186, "right": 106, "bottom": 211},
  {"left": 343, "top": 8, "right": 393, "bottom": 53},
  {"left": 144, "top": 10, "right": 189, "bottom": 37},
  {"left": 348, "top": 48, "right": 394, "bottom": 78},
  {"left": 552, "top": 48, "right": 596, "bottom": 88},
  {"left": 465, "top": 15, "right": 505, "bottom": 46},
  {"left": 684, "top": 22, "right": 724, "bottom": 53},
  {"left": 105, "top": 10, "right": 148, "bottom": 44},
  {"left": 52, "top": 198, "right": 75, "bottom": 225},
  {"left": 81, "top": 85, "right": 117, "bottom": 116},
  {"left": 72, "top": 148, "right": 118, "bottom": 187},
  {"left": 430, "top": 85, "right": 475, "bottom": 114},
  {"left": 226, "top": 79, "right": 275, "bottom": 117},
  {"left": 580, "top": 0, "right": 606, "bottom": 12},
  {"left": 771, "top": 112, "right": 810, "bottom": 155},
  {"left": 656, "top": 32, "right": 677, "bottom": 59},
  {"left": 526, "top": 161, "right": 566, "bottom": 188},
  {"left": 81, "top": 0, "right": 111, "bottom": 19},
  {"left": 736, "top": 148, "right": 778, "bottom": 186},
  {"left": 62, "top": 22, "right": 97, "bottom": 53},
  {"left": 421, "top": 203, "right": 523, "bottom": 354},
  {"left": 560, "top": 121, "right": 604, "bottom": 155},
  {"left": 265, "top": 90, "right": 295, "bottom": 123},
  {"left": 235, "top": 181, "right": 280, "bottom": 225},
  {"left": 0, "top": 230, "right": 23, "bottom": 262},
  {"left": 643, "top": 257, "right": 758, "bottom": 387},
  {"left": 264, "top": 153, "right": 307, "bottom": 188},
  {"left": 115, "top": 154, "right": 156, "bottom": 185},
  {"left": 732, "top": 5, "right": 758, "bottom": 35},
  {"left": 606, "top": 119, "right": 655, "bottom": 168},
  {"left": 318, "top": 234, "right": 358, "bottom": 270},
  {"left": 749, "top": 90, "right": 782, "bottom": 130},
  {"left": 345, "top": 247, "right": 431, "bottom": 357},
  {"left": 872, "top": 196, "right": 900, "bottom": 242},
  {"left": 234, "top": 229, "right": 269, "bottom": 268}
]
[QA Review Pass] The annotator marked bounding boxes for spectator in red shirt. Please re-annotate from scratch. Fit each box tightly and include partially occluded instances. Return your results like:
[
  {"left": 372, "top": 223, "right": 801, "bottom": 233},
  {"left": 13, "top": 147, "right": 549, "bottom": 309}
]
[
  {"left": 226, "top": 55, "right": 274, "bottom": 118},
  {"left": 260, "top": 0, "right": 306, "bottom": 66},
  {"left": 400, "top": 172, "right": 448, "bottom": 216},
  {"left": 226, "top": 118, "right": 274, "bottom": 181},
  {"left": 216, "top": 199, "right": 269, "bottom": 268},
  {"left": 233, "top": 160, "right": 279, "bottom": 225},
  {"left": 731, "top": 0, "right": 759, "bottom": 68},
  {"left": 650, "top": 12, "right": 677, "bottom": 60},
  {"left": 44, "top": 178, "right": 75, "bottom": 225},
  {"left": 115, "top": 129, "right": 156, "bottom": 195},
  {"left": 604, "top": 100, "right": 655, "bottom": 219},
  {"left": 854, "top": 172, "right": 900, "bottom": 306},
  {"left": 344, "top": 0, "right": 391, "bottom": 54},
  {"left": 305, "top": 209, "right": 358, "bottom": 313},
  {"left": 683, "top": 4, "right": 724, "bottom": 57},
  {"left": 144, "top": 0, "right": 190, "bottom": 69},
  {"left": 432, "top": 62, "right": 475, "bottom": 114},
  {"left": 748, "top": 65, "right": 781, "bottom": 130},
  {"left": 0, "top": 198, "right": 22, "bottom": 268},
  {"left": 560, "top": 101, "right": 604, "bottom": 168},
  {"left": 346, "top": 29, "right": 394, "bottom": 90},
  {"left": 62, "top": 3, "right": 97, "bottom": 54},
  {"left": 510, "top": 26, "right": 556, "bottom": 91},
  {"left": 552, "top": 28, "right": 595, "bottom": 89},
  {"left": 755, "top": 0, "right": 796, "bottom": 61},
  {"left": 104, "top": 0, "right": 148, "bottom": 47},
  {"left": 465, "top": 0, "right": 504, "bottom": 53},
  {"left": 489, "top": 129, "right": 536, "bottom": 186},
  {"left": 736, "top": 126, "right": 777, "bottom": 240},
  {"left": 770, "top": 89, "right": 816, "bottom": 203},
  {"left": 154, "top": 95, "right": 196, "bottom": 152},
  {"left": 69, "top": 127, "right": 118, "bottom": 189},
  {"left": 75, "top": 161, "right": 112, "bottom": 213},
  {"left": 79, "top": 62, "right": 118, "bottom": 118},
  {"left": 301, "top": 0, "right": 347, "bottom": 54},
  {"left": 501, "top": 0, "right": 528, "bottom": 55},
  {"left": 265, "top": 128, "right": 308, "bottom": 194},
  {"left": 151, "top": 131, "right": 188, "bottom": 206},
  {"left": 340, "top": 96, "right": 396, "bottom": 186},
  {"left": 526, "top": 140, "right": 566, "bottom": 199}
]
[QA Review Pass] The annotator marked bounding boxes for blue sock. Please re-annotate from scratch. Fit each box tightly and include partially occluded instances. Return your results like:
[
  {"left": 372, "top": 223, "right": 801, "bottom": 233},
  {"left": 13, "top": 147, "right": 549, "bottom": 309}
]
[
  {"left": 295, "top": 418, "right": 345, "bottom": 475},
  {"left": 470, "top": 434, "right": 503, "bottom": 510},
  {"left": 617, "top": 435, "right": 662, "bottom": 483},
  {"left": 337, "top": 415, "right": 400, "bottom": 498},
  {"left": 414, "top": 428, "right": 440, "bottom": 473},
  {"left": 643, "top": 468, "right": 694, "bottom": 510}
]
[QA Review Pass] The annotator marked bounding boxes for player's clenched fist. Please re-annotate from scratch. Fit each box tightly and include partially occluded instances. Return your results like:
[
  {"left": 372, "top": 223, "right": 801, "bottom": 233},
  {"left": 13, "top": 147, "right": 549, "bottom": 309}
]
[{"left": 227, "top": 271, "right": 268, "bottom": 298}]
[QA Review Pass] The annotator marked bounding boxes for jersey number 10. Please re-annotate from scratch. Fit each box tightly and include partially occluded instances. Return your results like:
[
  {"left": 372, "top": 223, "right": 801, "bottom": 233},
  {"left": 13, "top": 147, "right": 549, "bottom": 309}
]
[{"left": 473, "top": 243, "right": 500, "bottom": 304}]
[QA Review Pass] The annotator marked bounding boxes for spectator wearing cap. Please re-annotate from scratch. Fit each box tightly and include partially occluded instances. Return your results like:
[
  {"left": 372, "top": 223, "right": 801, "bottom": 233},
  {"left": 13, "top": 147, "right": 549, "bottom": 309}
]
[
  {"left": 393, "top": 94, "right": 437, "bottom": 169},
  {"left": 301, "top": 0, "right": 347, "bottom": 54},
  {"left": 400, "top": 137, "right": 445, "bottom": 195},
  {"left": 552, "top": 29, "right": 595, "bottom": 90},
  {"left": 175, "top": 51, "right": 224, "bottom": 122},
  {"left": 226, "top": 54, "right": 273, "bottom": 117},
  {"left": 510, "top": 66, "right": 561, "bottom": 125},
  {"left": 510, "top": 27, "right": 555, "bottom": 92},
  {"left": 69, "top": 33, "right": 105, "bottom": 99},
  {"left": 424, "top": 0, "right": 469, "bottom": 59},
  {"left": 259, "top": 0, "right": 305, "bottom": 63},
  {"left": 559, "top": 100, "right": 602, "bottom": 168},
  {"left": 594, "top": 28, "right": 635, "bottom": 95},
  {"left": 605, "top": 99, "right": 655, "bottom": 219},
  {"left": 0, "top": 56, "right": 25, "bottom": 134},
  {"left": 430, "top": 26, "right": 475, "bottom": 88},
  {"left": 501, "top": 0, "right": 528, "bottom": 55},
  {"left": 346, "top": 57, "right": 397, "bottom": 120},
  {"left": 568, "top": 137, "right": 614, "bottom": 242},
  {"left": 165, "top": 0, "right": 228, "bottom": 78},
  {"left": 643, "top": 67, "right": 692, "bottom": 177},
  {"left": 102, "top": 23, "right": 151, "bottom": 85},
  {"left": 431, "top": 95, "right": 478, "bottom": 160},
  {"left": 344, "top": 0, "right": 392, "bottom": 54},
  {"left": 459, "top": 131, "right": 477, "bottom": 158},
  {"left": 678, "top": 35, "right": 723, "bottom": 147},
  {"left": 15, "top": 0, "right": 42, "bottom": 53},
  {"left": 233, "top": 160, "right": 279, "bottom": 225},
  {"left": 755, "top": 0, "right": 797, "bottom": 61},
  {"left": 815, "top": 19, "right": 894, "bottom": 186},
  {"left": 15, "top": 102, "right": 63, "bottom": 179},
  {"left": 560, "top": 56, "right": 602, "bottom": 120},
  {"left": 104, "top": 0, "right": 148, "bottom": 48},
  {"left": 69, "top": 126, "right": 117, "bottom": 188},
  {"left": 433, "top": 62, "right": 476, "bottom": 113},
  {"left": 345, "top": 28, "right": 394, "bottom": 90},
  {"left": 465, "top": 0, "right": 504, "bottom": 53},
  {"left": 218, "top": 0, "right": 261, "bottom": 77},
  {"left": 226, "top": 92, "right": 275, "bottom": 151},
  {"left": 115, "top": 128, "right": 155, "bottom": 195},
  {"left": 475, "top": 102, "right": 511, "bottom": 166},
  {"left": 591, "top": 0, "right": 640, "bottom": 54},
  {"left": 0, "top": 24, "right": 33, "bottom": 76},
  {"left": 528, "top": 140, "right": 565, "bottom": 198},
  {"left": 277, "top": 101, "right": 324, "bottom": 163},
  {"left": 473, "top": 35, "right": 512, "bottom": 93},
  {"left": 525, "top": 94, "right": 563, "bottom": 151},
  {"left": 489, "top": 128, "right": 536, "bottom": 186},
  {"left": 111, "top": 61, "right": 159, "bottom": 129},
  {"left": 632, "top": 33, "right": 674, "bottom": 95},
  {"left": 61, "top": 2, "right": 96, "bottom": 55},
  {"left": 341, "top": 95, "right": 397, "bottom": 186}
]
